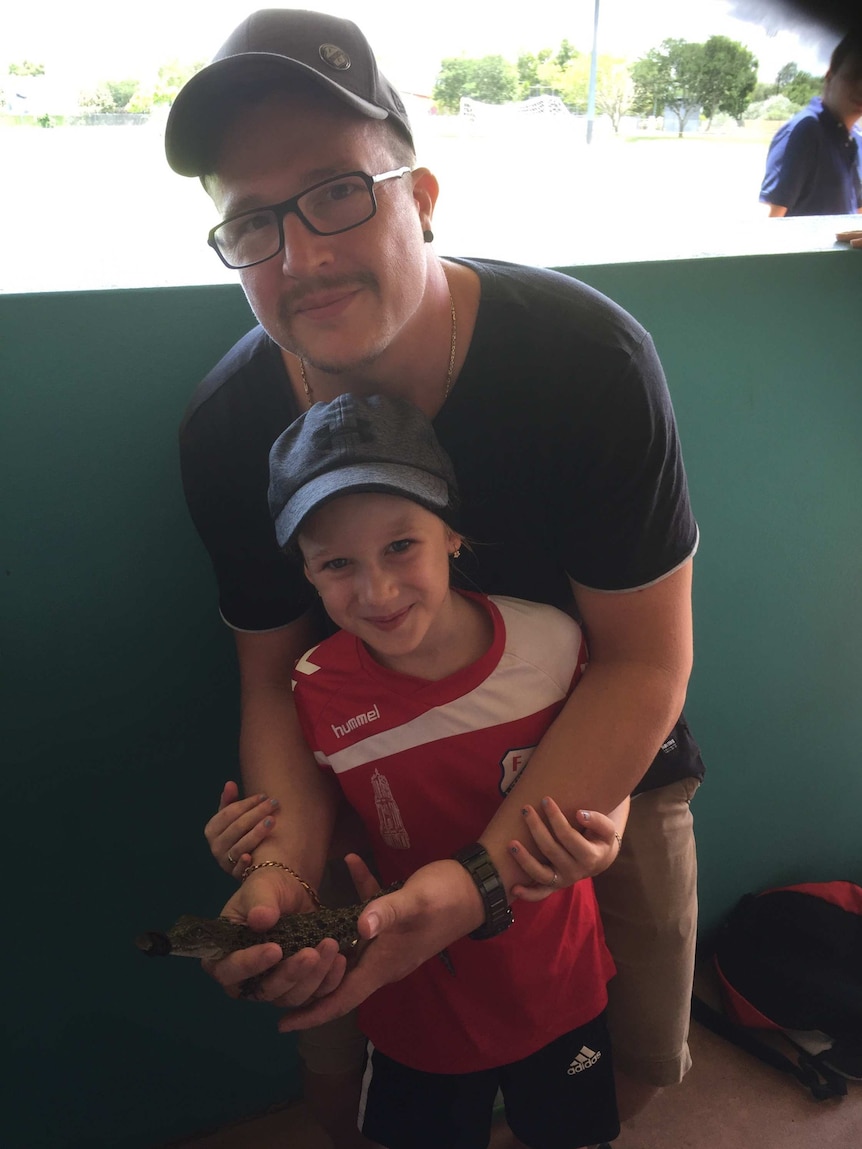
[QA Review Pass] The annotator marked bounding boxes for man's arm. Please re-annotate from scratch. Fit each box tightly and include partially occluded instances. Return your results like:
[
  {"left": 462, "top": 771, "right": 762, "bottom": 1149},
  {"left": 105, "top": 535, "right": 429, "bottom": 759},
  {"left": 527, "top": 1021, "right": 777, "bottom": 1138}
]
[
  {"left": 760, "top": 117, "right": 818, "bottom": 217},
  {"left": 202, "top": 613, "right": 352, "bottom": 1003},
  {"left": 233, "top": 614, "right": 338, "bottom": 890},
  {"left": 479, "top": 557, "right": 693, "bottom": 894}
]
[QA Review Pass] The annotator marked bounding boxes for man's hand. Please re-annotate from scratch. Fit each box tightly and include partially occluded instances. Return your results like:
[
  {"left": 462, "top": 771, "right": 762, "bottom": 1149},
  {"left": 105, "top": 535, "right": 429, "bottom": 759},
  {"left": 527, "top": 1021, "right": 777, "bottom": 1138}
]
[
  {"left": 836, "top": 229, "right": 862, "bottom": 247},
  {"left": 276, "top": 856, "right": 485, "bottom": 1032},
  {"left": 202, "top": 868, "right": 347, "bottom": 1006}
]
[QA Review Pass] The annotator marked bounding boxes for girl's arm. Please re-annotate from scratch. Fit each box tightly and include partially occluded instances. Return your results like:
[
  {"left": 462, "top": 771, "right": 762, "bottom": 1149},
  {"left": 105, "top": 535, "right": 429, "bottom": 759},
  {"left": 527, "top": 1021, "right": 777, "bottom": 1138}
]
[
  {"left": 204, "top": 781, "right": 279, "bottom": 879},
  {"left": 507, "top": 796, "right": 630, "bottom": 903}
]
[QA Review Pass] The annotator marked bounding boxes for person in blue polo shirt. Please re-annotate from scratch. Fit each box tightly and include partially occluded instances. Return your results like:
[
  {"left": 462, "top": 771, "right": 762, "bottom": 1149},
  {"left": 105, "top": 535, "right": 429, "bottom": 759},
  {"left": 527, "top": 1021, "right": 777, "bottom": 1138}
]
[{"left": 760, "top": 29, "right": 862, "bottom": 217}]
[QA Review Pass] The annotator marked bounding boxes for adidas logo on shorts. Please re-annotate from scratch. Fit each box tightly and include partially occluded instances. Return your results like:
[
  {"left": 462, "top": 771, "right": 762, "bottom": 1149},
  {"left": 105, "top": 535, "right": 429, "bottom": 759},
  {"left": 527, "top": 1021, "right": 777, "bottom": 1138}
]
[{"left": 567, "top": 1045, "right": 602, "bottom": 1074}]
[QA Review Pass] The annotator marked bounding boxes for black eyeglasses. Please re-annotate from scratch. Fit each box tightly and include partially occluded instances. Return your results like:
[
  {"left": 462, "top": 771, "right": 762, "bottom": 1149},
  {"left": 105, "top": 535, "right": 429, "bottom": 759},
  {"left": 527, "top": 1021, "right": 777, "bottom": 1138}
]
[{"left": 208, "top": 167, "right": 412, "bottom": 270}]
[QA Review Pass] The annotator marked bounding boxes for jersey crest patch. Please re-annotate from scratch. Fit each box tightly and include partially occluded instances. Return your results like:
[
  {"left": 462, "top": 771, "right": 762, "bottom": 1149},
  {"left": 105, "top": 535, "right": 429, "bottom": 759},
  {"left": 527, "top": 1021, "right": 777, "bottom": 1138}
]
[{"left": 499, "top": 746, "right": 535, "bottom": 795}]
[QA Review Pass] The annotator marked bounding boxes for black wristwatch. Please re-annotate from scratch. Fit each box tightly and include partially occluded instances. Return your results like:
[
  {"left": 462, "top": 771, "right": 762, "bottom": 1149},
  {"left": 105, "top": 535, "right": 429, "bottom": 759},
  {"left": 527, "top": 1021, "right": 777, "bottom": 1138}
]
[{"left": 453, "top": 842, "right": 514, "bottom": 940}]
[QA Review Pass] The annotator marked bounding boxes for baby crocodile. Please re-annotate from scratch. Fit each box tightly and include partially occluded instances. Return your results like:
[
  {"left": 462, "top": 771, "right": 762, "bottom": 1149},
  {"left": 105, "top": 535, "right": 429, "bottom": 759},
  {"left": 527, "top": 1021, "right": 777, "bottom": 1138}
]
[
  {"left": 136, "top": 883, "right": 402, "bottom": 964},
  {"left": 136, "top": 881, "right": 454, "bottom": 993}
]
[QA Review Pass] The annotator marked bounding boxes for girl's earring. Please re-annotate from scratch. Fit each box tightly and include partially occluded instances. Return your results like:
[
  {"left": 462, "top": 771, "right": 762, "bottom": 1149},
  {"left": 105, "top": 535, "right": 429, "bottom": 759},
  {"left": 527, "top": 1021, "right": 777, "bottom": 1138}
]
[{"left": 451, "top": 548, "right": 461, "bottom": 559}]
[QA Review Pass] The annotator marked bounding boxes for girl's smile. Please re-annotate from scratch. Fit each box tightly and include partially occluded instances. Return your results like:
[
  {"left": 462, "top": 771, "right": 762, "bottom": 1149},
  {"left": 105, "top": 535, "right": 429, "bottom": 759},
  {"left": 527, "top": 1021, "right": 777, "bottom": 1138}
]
[{"left": 299, "top": 492, "right": 488, "bottom": 680}]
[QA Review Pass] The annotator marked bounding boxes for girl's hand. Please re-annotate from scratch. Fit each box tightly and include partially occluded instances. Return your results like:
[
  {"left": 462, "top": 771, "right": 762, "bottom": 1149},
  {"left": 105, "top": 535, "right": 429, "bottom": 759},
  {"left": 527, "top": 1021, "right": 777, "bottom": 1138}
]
[
  {"left": 508, "top": 797, "right": 627, "bottom": 903},
  {"left": 204, "top": 781, "right": 279, "bottom": 879}
]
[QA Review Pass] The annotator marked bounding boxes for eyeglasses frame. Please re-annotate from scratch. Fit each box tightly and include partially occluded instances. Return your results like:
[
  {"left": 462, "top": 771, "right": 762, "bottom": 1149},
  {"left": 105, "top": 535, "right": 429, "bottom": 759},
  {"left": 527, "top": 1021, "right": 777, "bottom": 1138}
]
[{"left": 207, "top": 166, "right": 413, "bottom": 270}]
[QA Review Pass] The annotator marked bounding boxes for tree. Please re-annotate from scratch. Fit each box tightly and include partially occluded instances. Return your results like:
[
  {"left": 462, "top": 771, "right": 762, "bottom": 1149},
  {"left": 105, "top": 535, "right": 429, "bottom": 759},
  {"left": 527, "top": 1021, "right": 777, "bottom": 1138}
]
[
  {"left": 78, "top": 85, "right": 112, "bottom": 112},
  {"left": 744, "top": 93, "right": 800, "bottom": 121},
  {"left": 433, "top": 55, "right": 519, "bottom": 113},
  {"left": 516, "top": 49, "right": 553, "bottom": 99},
  {"left": 536, "top": 53, "right": 591, "bottom": 112},
  {"left": 154, "top": 59, "right": 207, "bottom": 106},
  {"left": 630, "top": 51, "right": 666, "bottom": 119},
  {"left": 126, "top": 90, "right": 154, "bottom": 114},
  {"left": 775, "top": 62, "right": 799, "bottom": 93},
  {"left": 771, "top": 61, "right": 822, "bottom": 107},
  {"left": 784, "top": 69, "right": 822, "bottom": 106},
  {"left": 556, "top": 39, "right": 578, "bottom": 68},
  {"left": 9, "top": 61, "right": 45, "bottom": 77},
  {"left": 750, "top": 80, "right": 774, "bottom": 103},
  {"left": 594, "top": 57, "right": 634, "bottom": 134},
  {"left": 631, "top": 39, "right": 704, "bottom": 136},
  {"left": 78, "top": 79, "right": 140, "bottom": 114},
  {"left": 698, "top": 35, "right": 757, "bottom": 128},
  {"left": 105, "top": 79, "right": 138, "bottom": 112}
]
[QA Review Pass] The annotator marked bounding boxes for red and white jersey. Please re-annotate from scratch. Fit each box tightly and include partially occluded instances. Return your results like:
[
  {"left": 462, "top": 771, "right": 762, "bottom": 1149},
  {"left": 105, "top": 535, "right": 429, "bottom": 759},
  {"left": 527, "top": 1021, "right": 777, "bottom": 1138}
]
[{"left": 292, "top": 592, "right": 613, "bottom": 1073}]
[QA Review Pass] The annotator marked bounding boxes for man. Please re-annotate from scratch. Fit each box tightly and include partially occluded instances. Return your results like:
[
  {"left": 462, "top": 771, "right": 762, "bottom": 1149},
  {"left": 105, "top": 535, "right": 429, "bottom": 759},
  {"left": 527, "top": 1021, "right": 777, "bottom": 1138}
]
[
  {"left": 760, "top": 29, "right": 862, "bottom": 217},
  {"left": 166, "top": 9, "right": 703, "bottom": 1147}
]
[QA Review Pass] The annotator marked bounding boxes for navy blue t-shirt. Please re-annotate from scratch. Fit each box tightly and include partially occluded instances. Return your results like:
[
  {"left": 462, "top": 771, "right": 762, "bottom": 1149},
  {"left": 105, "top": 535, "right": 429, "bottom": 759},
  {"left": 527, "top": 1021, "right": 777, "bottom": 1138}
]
[
  {"left": 179, "top": 258, "right": 704, "bottom": 791},
  {"left": 760, "top": 97, "right": 862, "bottom": 216}
]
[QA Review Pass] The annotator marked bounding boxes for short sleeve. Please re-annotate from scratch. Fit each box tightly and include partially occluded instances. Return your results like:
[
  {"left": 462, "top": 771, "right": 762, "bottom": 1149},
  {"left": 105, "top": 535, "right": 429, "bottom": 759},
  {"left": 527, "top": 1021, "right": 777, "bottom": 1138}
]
[
  {"left": 760, "top": 117, "right": 821, "bottom": 211},
  {"left": 546, "top": 332, "right": 698, "bottom": 591},
  {"left": 178, "top": 329, "right": 312, "bottom": 631}
]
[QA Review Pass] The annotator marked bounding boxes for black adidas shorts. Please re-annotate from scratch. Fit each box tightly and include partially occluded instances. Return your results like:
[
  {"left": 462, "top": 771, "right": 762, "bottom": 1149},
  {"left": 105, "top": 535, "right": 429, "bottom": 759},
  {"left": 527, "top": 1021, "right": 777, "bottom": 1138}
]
[{"left": 358, "top": 1011, "right": 619, "bottom": 1149}]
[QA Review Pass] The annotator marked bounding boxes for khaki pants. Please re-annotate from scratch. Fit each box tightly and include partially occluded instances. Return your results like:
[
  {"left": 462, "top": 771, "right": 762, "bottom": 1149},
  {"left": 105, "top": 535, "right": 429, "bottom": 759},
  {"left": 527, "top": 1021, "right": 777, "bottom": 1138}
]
[{"left": 593, "top": 776, "right": 700, "bottom": 1086}]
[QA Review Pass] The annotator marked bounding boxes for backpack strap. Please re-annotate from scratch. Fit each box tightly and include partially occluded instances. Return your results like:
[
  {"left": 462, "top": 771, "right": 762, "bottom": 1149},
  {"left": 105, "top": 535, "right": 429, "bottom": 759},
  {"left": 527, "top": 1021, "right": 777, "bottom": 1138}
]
[{"left": 691, "top": 995, "right": 848, "bottom": 1101}]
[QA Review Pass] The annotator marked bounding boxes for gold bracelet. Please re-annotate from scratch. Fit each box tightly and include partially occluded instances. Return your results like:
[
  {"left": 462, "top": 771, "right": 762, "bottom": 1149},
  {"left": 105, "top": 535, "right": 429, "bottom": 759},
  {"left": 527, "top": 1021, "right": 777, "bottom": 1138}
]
[
  {"left": 614, "top": 832, "right": 624, "bottom": 851},
  {"left": 240, "top": 860, "right": 322, "bottom": 908}
]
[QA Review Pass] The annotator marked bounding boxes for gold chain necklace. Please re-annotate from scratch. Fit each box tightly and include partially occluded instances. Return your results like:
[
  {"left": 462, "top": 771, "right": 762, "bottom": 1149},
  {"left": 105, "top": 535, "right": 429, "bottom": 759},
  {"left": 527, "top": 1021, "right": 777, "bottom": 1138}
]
[{"left": 299, "top": 290, "right": 457, "bottom": 408}]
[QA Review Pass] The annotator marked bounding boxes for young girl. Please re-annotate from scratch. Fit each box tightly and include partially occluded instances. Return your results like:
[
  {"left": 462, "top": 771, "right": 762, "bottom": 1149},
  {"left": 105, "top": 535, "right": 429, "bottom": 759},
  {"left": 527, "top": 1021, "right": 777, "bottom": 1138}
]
[{"left": 225, "top": 392, "right": 624, "bottom": 1149}]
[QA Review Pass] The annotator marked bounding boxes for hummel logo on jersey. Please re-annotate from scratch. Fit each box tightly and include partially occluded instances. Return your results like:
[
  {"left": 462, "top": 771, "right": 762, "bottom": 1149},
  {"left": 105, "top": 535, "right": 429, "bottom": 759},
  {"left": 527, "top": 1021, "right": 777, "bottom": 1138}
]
[
  {"left": 567, "top": 1046, "right": 602, "bottom": 1074},
  {"left": 331, "top": 703, "right": 381, "bottom": 739}
]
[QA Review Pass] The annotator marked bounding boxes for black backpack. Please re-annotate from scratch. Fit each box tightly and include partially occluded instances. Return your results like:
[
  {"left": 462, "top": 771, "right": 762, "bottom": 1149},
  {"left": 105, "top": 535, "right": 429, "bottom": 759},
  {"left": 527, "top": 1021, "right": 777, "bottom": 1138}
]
[{"left": 692, "top": 881, "right": 862, "bottom": 1100}]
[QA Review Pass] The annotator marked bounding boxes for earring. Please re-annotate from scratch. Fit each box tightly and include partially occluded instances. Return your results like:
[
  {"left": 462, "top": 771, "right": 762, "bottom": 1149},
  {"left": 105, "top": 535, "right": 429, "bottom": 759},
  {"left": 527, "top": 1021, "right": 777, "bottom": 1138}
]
[
  {"left": 451, "top": 548, "right": 461, "bottom": 559},
  {"left": 423, "top": 228, "right": 434, "bottom": 243}
]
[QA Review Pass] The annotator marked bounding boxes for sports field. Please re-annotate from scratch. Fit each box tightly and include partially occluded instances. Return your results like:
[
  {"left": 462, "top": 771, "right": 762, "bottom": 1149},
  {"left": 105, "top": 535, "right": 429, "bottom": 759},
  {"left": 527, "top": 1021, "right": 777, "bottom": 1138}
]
[{"left": 2, "top": 113, "right": 780, "bottom": 293}]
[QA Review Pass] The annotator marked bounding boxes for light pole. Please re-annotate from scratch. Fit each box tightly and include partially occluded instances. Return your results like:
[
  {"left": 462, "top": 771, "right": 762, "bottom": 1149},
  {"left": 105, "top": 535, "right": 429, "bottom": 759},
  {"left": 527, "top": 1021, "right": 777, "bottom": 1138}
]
[{"left": 586, "top": 0, "right": 600, "bottom": 143}]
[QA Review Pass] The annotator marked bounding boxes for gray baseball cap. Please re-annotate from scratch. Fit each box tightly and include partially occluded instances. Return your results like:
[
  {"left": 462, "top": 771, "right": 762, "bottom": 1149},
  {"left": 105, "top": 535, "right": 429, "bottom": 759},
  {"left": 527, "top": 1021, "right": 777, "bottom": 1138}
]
[
  {"left": 268, "top": 394, "right": 459, "bottom": 547},
  {"left": 165, "top": 8, "right": 413, "bottom": 176}
]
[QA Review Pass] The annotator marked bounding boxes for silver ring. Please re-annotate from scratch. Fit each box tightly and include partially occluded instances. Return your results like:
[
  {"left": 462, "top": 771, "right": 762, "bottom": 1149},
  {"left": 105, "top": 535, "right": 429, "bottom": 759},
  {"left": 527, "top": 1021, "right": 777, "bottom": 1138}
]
[
  {"left": 227, "top": 850, "right": 237, "bottom": 866},
  {"left": 549, "top": 871, "right": 559, "bottom": 886}
]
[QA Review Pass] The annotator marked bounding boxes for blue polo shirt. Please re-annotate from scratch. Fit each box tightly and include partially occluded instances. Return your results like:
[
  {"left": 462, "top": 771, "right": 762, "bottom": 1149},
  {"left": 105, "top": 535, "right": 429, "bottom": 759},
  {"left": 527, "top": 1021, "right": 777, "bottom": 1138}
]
[{"left": 760, "top": 97, "right": 862, "bottom": 216}]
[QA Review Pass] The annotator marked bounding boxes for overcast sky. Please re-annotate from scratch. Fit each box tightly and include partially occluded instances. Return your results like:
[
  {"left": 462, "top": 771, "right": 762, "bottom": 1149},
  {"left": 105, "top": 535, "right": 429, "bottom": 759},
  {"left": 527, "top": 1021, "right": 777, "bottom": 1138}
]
[{"left": 2, "top": 1, "right": 841, "bottom": 97}]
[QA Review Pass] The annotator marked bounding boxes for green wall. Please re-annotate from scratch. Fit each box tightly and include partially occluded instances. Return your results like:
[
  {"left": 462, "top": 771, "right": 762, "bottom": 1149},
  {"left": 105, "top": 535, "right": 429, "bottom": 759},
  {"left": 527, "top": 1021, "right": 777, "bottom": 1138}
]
[{"left": 3, "top": 250, "right": 861, "bottom": 1147}]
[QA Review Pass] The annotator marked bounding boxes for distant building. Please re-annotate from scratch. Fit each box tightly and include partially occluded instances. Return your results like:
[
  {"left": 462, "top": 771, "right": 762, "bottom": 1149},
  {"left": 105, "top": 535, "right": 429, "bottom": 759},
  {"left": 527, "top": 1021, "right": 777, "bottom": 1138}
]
[{"left": 662, "top": 105, "right": 702, "bottom": 134}]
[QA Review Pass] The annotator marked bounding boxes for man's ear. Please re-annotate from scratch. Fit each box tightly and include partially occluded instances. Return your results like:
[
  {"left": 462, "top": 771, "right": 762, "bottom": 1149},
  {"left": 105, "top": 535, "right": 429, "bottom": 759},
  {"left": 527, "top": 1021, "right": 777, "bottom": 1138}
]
[{"left": 411, "top": 167, "right": 440, "bottom": 233}]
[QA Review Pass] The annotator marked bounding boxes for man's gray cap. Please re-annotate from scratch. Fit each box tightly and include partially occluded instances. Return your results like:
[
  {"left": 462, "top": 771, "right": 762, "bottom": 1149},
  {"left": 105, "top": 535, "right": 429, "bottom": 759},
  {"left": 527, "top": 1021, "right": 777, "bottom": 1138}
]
[
  {"left": 268, "top": 394, "right": 459, "bottom": 547},
  {"left": 165, "top": 8, "right": 413, "bottom": 176}
]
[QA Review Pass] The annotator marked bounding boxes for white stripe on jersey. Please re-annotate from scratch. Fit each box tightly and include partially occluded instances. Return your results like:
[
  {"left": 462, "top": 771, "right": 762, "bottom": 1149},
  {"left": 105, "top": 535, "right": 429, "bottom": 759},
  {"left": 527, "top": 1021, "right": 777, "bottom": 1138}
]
[{"left": 320, "top": 598, "right": 584, "bottom": 775}]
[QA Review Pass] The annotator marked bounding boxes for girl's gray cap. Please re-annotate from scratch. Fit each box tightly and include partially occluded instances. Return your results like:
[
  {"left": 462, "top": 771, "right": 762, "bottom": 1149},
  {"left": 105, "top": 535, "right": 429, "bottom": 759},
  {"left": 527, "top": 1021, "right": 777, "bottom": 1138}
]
[
  {"left": 268, "top": 394, "right": 459, "bottom": 547},
  {"left": 165, "top": 8, "right": 413, "bottom": 176}
]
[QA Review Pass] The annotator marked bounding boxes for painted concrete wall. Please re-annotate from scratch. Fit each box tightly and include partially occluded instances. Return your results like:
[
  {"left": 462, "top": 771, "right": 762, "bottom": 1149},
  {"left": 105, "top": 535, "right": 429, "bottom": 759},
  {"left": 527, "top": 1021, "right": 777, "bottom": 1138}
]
[{"left": 3, "top": 248, "right": 861, "bottom": 1147}]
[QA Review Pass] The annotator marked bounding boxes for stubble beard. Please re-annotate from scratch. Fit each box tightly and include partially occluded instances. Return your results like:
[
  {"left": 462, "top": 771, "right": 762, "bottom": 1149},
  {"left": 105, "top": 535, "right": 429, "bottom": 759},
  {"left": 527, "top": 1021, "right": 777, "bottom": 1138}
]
[{"left": 273, "top": 270, "right": 388, "bottom": 376}]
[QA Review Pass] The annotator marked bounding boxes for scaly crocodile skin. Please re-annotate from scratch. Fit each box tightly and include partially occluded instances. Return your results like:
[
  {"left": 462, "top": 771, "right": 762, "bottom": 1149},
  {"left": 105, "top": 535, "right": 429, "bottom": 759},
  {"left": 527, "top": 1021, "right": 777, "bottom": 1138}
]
[{"left": 135, "top": 882, "right": 402, "bottom": 994}]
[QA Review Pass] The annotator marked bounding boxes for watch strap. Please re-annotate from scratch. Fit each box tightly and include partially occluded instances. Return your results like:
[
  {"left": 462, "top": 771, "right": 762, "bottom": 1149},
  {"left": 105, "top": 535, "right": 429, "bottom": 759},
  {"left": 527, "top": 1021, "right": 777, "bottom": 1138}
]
[{"left": 453, "top": 842, "right": 514, "bottom": 940}]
